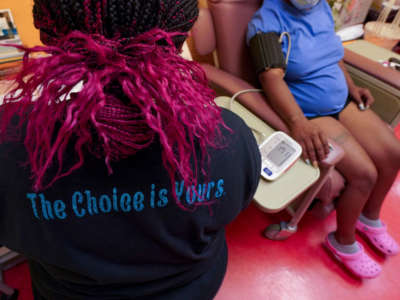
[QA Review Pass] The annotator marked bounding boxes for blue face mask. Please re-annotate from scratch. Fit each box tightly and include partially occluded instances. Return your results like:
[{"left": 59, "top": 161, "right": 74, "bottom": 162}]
[{"left": 289, "top": 0, "right": 320, "bottom": 10}]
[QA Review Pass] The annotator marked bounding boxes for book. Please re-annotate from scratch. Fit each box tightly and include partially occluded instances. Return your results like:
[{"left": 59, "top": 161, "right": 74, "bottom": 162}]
[{"left": 0, "top": 9, "right": 23, "bottom": 62}]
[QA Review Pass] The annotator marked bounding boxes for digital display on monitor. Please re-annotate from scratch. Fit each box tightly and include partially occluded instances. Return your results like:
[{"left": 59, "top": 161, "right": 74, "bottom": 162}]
[{"left": 267, "top": 141, "right": 296, "bottom": 167}]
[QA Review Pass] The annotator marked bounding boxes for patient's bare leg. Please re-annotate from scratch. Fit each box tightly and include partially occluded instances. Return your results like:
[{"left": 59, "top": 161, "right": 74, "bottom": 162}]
[
  {"left": 310, "top": 116, "right": 377, "bottom": 245},
  {"left": 339, "top": 102, "right": 400, "bottom": 220}
]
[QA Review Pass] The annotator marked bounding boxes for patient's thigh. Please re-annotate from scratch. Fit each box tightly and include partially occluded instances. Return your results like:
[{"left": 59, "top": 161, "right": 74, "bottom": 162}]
[{"left": 309, "top": 116, "right": 376, "bottom": 180}]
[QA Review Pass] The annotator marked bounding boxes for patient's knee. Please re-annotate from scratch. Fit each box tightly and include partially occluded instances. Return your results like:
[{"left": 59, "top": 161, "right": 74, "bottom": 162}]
[
  {"left": 347, "top": 165, "right": 378, "bottom": 194},
  {"left": 377, "top": 142, "right": 400, "bottom": 172}
]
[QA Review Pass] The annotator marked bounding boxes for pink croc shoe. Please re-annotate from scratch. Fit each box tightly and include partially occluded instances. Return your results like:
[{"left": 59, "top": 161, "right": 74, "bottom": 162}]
[
  {"left": 356, "top": 220, "right": 400, "bottom": 256},
  {"left": 324, "top": 235, "right": 381, "bottom": 279}
]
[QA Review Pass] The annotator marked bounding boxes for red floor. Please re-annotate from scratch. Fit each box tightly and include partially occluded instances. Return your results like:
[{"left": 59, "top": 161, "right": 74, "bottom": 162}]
[{"left": 4, "top": 125, "right": 400, "bottom": 300}]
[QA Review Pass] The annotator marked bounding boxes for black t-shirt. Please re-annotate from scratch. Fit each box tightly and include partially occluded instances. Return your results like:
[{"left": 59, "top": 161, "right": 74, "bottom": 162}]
[{"left": 0, "top": 109, "right": 261, "bottom": 300}]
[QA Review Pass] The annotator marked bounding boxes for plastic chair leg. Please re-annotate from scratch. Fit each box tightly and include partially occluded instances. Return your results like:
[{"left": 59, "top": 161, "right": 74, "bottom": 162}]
[{"left": 264, "top": 166, "right": 335, "bottom": 240}]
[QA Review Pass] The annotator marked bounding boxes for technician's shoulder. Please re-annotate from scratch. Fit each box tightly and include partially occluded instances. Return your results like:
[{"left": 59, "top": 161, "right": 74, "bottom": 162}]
[
  {"left": 219, "top": 108, "right": 254, "bottom": 142},
  {"left": 218, "top": 108, "right": 261, "bottom": 168},
  {"left": 220, "top": 108, "right": 248, "bottom": 130}
]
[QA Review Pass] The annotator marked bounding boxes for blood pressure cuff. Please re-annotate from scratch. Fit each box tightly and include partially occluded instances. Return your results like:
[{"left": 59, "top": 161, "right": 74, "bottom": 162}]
[{"left": 249, "top": 32, "right": 286, "bottom": 75}]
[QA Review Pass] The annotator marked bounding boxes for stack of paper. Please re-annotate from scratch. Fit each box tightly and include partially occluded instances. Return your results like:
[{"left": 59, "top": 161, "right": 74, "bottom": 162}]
[{"left": 0, "top": 9, "right": 23, "bottom": 62}]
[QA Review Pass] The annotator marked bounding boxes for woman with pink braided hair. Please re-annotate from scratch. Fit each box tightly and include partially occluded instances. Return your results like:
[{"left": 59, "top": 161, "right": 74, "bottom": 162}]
[{"left": 0, "top": 1, "right": 261, "bottom": 299}]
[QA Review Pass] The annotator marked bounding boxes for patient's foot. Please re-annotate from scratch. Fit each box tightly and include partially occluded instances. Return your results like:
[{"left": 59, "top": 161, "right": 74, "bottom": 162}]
[
  {"left": 328, "top": 232, "right": 359, "bottom": 254},
  {"left": 325, "top": 232, "right": 381, "bottom": 279},
  {"left": 356, "top": 216, "right": 399, "bottom": 256}
]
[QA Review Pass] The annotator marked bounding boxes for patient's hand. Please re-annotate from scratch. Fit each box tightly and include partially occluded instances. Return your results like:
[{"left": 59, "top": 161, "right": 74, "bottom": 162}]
[
  {"left": 289, "top": 118, "right": 330, "bottom": 167},
  {"left": 349, "top": 86, "right": 374, "bottom": 109}
]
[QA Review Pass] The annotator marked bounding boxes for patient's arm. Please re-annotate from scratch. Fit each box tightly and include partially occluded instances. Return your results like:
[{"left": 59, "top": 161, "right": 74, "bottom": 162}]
[{"left": 258, "top": 68, "right": 330, "bottom": 166}]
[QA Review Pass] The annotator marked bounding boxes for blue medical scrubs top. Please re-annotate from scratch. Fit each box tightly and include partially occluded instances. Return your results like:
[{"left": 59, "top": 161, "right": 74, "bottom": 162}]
[{"left": 247, "top": 0, "right": 348, "bottom": 118}]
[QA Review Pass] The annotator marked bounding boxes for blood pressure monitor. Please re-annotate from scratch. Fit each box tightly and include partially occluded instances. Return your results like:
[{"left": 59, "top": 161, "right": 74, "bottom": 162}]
[{"left": 259, "top": 131, "right": 302, "bottom": 181}]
